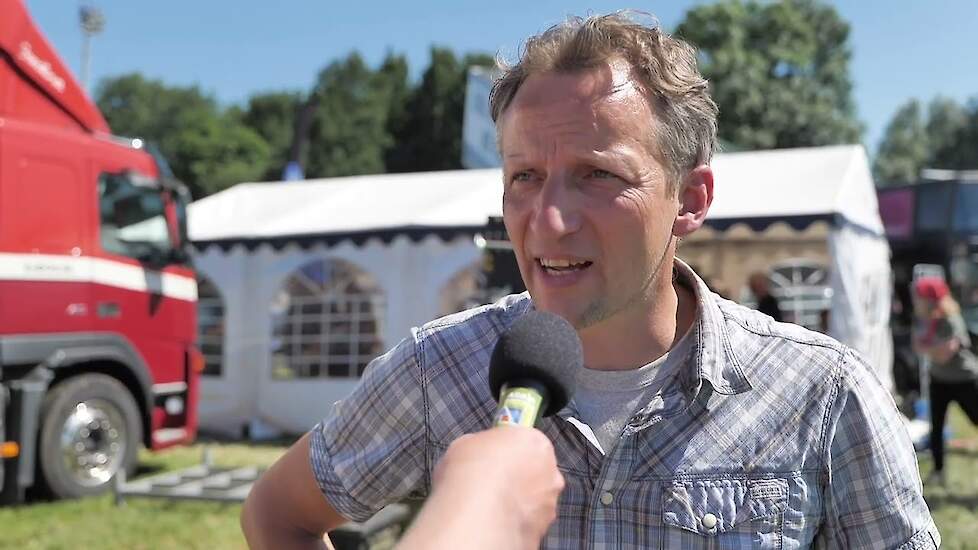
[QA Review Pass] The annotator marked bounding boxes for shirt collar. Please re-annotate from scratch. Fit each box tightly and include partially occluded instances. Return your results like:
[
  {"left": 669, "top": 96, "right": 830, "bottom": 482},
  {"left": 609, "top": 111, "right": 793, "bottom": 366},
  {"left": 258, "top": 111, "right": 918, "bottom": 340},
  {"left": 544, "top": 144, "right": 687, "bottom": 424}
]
[
  {"left": 674, "top": 258, "right": 752, "bottom": 397},
  {"left": 546, "top": 258, "right": 753, "bottom": 423}
]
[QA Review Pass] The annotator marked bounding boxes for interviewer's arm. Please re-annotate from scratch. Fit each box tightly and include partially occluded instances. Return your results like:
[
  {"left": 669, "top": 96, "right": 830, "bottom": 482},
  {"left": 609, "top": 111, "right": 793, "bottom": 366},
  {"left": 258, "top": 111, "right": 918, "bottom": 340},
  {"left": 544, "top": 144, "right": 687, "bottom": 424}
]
[
  {"left": 396, "top": 428, "right": 564, "bottom": 550},
  {"left": 241, "top": 433, "right": 347, "bottom": 550}
]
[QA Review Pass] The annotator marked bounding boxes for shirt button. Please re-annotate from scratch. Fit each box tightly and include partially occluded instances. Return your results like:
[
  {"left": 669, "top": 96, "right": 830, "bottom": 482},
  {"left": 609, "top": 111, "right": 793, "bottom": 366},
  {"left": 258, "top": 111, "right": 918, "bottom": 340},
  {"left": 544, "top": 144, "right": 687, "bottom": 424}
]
[
  {"left": 600, "top": 491, "right": 614, "bottom": 505},
  {"left": 702, "top": 513, "right": 718, "bottom": 529}
]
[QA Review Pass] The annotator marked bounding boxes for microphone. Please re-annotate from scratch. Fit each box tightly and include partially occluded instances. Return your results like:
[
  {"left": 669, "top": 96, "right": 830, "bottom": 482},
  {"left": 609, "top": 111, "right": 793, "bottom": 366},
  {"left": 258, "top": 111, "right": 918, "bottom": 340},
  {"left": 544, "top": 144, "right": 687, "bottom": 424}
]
[{"left": 488, "top": 310, "right": 583, "bottom": 427}]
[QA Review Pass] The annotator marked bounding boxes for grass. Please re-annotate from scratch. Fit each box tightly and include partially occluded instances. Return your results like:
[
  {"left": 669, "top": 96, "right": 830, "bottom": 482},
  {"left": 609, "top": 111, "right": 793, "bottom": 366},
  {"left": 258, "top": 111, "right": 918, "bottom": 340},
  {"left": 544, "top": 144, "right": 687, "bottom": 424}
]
[
  {"left": 0, "top": 438, "right": 291, "bottom": 550},
  {"left": 918, "top": 405, "right": 978, "bottom": 550},
  {"left": 1, "top": 409, "right": 977, "bottom": 550}
]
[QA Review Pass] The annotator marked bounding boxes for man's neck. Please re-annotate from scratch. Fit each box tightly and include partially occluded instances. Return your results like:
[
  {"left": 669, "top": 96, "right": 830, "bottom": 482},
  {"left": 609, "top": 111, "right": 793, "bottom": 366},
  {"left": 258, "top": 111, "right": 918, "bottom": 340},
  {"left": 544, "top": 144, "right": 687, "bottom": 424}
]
[{"left": 579, "top": 273, "right": 698, "bottom": 371}]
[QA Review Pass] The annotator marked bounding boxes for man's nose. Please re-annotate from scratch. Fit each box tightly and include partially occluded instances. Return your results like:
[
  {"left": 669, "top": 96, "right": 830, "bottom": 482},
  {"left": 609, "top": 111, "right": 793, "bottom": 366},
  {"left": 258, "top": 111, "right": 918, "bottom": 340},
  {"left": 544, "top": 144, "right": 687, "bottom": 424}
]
[{"left": 531, "top": 177, "right": 581, "bottom": 237}]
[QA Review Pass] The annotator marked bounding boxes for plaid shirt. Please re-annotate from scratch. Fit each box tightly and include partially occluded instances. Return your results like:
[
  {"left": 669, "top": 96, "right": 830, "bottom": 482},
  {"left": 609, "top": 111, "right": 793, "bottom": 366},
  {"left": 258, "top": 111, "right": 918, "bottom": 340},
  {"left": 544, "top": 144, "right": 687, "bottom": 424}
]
[{"left": 310, "top": 262, "right": 939, "bottom": 549}]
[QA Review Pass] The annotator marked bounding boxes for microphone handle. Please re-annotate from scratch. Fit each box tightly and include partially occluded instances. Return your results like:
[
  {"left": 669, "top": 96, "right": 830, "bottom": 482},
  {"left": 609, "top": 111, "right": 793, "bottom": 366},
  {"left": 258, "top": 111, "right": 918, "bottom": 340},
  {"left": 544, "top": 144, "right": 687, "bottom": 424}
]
[{"left": 493, "top": 379, "right": 551, "bottom": 428}]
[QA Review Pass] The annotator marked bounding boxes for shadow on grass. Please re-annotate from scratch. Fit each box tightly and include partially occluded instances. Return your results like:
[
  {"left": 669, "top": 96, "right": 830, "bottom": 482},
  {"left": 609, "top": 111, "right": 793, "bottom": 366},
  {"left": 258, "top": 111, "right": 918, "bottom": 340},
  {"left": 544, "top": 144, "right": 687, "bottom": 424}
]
[
  {"left": 196, "top": 431, "right": 301, "bottom": 449},
  {"left": 134, "top": 462, "right": 168, "bottom": 477},
  {"left": 946, "top": 446, "right": 978, "bottom": 457},
  {"left": 925, "top": 491, "right": 978, "bottom": 510}
]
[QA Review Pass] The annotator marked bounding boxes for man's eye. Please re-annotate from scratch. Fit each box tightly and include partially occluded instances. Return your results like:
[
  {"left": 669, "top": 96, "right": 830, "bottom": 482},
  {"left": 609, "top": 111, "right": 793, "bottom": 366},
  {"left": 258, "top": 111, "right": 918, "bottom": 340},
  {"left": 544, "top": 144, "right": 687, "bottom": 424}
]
[
  {"left": 511, "top": 171, "right": 534, "bottom": 183},
  {"left": 589, "top": 169, "right": 616, "bottom": 179}
]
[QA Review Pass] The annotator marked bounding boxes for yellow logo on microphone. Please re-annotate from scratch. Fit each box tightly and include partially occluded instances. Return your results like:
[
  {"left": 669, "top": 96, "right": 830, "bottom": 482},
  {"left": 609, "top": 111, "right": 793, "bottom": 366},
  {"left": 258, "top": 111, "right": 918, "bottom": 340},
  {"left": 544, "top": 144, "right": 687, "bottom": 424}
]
[{"left": 494, "top": 387, "right": 544, "bottom": 427}]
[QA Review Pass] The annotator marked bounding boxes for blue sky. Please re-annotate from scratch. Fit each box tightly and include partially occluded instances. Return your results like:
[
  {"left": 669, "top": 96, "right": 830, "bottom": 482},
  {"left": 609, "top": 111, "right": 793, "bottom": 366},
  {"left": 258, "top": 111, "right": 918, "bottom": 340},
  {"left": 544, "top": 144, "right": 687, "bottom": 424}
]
[{"left": 26, "top": 0, "right": 978, "bottom": 156}]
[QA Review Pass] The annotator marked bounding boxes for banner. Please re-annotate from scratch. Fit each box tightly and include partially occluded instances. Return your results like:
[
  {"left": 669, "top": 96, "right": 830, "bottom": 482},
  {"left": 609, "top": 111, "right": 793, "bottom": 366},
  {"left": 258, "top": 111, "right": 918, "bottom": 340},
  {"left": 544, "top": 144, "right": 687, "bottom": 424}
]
[{"left": 461, "top": 67, "right": 501, "bottom": 169}]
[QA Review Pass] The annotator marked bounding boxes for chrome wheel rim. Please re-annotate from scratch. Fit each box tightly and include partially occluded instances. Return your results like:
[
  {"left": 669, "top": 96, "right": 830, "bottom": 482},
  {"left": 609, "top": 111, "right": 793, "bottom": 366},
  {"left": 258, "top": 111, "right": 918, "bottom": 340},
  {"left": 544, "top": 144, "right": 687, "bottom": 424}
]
[{"left": 59, "top": 399, "right": 127, "bottom": 487}]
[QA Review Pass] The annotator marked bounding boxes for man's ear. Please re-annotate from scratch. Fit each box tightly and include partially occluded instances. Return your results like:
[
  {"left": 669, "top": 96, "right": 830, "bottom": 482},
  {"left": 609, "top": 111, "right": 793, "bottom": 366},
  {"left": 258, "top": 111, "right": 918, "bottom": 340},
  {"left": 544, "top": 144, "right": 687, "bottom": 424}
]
[{"left": 673, "top": 165, "right": 714, "bottom": 238}]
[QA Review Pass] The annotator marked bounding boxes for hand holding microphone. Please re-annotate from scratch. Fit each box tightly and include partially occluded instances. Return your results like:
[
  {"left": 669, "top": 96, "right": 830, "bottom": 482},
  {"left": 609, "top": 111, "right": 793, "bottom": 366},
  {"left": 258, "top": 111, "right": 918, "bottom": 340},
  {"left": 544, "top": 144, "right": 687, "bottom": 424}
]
[
  {"left": 397, "top": 311, "right": 582, "bottom": 550},
  {"left": 407, "top": 428, "right": 564, "bottom": 550}
]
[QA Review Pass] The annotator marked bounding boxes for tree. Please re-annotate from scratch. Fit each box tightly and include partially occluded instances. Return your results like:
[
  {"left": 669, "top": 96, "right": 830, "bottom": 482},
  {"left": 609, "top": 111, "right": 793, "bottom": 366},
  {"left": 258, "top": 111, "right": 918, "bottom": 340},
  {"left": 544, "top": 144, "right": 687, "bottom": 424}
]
[
  {"left": 387, "top": 48, "right": 495, "bottom": 173},
  {"left": 377, "top": 52, "right": 411, "bottom": 161},
  {"left": 96, "top": 74, "right": 270, "bottom": 197},
  {"left": 927, "top": 97, "right": 976, "bottom": 170},
  {"left": 675, "top": 0, "right": 862, "bottom": 151},
  {"left": 304, "top": 53, "right": 396, "bottom": 178},
  {"left": 873, "top": 100, "right": 928, "bottom": 185},
  {"left": 874, "top": 96, "right": 978, "bottom": 184},
  {"left": 241, "top": 91, "right": 303, "bottom": 180},
  {"left": 925, "top": 97, "right": 968, "bottom": 161}
]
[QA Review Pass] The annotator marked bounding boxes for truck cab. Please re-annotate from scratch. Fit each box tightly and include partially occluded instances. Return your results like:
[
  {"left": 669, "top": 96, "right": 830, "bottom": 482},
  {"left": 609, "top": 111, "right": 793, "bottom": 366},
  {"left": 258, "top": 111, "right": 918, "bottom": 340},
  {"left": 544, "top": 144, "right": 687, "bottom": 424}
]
[{"left": 1, "top": 0, "right": 200, "bottom": 502}]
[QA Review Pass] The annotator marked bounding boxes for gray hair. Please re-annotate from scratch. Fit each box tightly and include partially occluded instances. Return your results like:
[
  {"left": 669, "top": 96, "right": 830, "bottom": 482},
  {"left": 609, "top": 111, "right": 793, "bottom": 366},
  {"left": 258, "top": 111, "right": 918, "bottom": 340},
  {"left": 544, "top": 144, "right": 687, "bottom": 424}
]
[{"left": 490, "top": 11, "right": 719, "bottom": 193}]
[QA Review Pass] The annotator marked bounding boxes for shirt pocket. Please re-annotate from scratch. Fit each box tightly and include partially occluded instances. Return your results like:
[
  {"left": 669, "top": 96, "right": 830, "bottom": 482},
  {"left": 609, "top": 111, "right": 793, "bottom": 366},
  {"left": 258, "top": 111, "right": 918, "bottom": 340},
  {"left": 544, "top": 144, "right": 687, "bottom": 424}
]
[{"left": 661, "top": 477, "right": 787, "bottom": 549}]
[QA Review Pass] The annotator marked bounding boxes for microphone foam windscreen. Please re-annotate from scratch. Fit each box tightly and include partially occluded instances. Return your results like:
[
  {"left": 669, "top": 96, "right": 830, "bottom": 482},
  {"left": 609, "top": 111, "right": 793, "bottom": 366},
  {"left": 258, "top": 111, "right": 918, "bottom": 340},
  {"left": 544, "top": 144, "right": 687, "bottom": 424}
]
[{"left": 489, "top": 310, "right": 583, "bottom": 416}]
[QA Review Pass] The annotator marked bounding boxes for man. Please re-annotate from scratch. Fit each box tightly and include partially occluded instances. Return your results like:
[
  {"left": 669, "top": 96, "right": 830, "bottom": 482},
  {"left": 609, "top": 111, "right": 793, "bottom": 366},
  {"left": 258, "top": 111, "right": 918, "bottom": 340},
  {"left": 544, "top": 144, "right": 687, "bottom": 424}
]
[
  {"left": 242, "top": 12, "right": 939, "bottom": 549},
  {"left": 749, "top": 271, "right": 783, "bottom": 322}
]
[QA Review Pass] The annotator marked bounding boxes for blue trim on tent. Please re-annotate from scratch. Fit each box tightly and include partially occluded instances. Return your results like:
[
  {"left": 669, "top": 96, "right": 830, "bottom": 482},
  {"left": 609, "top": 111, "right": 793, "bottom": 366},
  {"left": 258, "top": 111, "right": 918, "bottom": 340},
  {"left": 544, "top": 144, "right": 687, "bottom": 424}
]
[
  {"left": 191, "top": 214, "right": 839, "bottom": 253},
  {"left": 704, "top": 213, "right": 836, "bottom": 232},
  {"left": 191, "top": 225, "right": 487, "bottom": 253}
]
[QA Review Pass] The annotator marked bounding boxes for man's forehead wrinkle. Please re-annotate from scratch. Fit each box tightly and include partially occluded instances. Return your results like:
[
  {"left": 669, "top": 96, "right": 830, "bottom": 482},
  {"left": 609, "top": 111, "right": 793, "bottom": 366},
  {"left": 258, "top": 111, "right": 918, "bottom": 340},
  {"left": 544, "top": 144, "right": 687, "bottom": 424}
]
[
  {"left": 509, "top": 105, "right": 601, "bottom": 137},
  {"left": 510, "top": 115, "right": 610, "bottom": 158},
  {"left": 609, "top": 81, "right": 632, "bottom": 96}
]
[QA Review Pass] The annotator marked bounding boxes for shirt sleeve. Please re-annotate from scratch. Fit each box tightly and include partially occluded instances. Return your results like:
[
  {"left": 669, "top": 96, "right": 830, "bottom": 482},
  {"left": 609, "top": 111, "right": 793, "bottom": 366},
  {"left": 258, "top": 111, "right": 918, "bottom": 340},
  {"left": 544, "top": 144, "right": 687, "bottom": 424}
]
[
  {"left": 819, "top": 348, "right": 941, "bottom": 549},
  {"left": 308, "top": 334, "right": 428, "bottom": 522}
]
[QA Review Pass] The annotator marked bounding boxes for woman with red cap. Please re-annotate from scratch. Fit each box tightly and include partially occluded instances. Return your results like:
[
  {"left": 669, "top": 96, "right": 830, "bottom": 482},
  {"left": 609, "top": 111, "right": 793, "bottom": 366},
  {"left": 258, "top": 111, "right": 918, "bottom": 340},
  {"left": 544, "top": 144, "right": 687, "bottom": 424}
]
[{"left": 912, "top": 276, "right": 978, "bottom": 484}]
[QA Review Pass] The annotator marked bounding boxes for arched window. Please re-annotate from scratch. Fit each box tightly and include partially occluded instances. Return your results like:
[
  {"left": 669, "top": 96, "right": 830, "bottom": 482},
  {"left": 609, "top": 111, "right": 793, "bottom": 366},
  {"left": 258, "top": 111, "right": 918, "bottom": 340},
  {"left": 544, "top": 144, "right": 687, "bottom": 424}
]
[
  {"left": 439, "top": 262, "right": 489, "bottom": 316},
  {"left": 270, "top": 259, "right": 385, "bottom": 379},
  {"left": 196, "top": 275, "right": 226, "bottom": 376},
  {"left": 766, "top": 260, "right": 831, "bottom": 332}
]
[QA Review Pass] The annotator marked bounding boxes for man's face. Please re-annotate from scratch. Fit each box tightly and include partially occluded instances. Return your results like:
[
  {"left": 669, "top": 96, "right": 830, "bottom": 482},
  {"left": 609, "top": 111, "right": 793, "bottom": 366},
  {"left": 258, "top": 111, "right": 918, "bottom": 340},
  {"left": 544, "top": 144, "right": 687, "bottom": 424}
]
[{"left": 498, "top": 60, "right": 681, "bottom": 329}]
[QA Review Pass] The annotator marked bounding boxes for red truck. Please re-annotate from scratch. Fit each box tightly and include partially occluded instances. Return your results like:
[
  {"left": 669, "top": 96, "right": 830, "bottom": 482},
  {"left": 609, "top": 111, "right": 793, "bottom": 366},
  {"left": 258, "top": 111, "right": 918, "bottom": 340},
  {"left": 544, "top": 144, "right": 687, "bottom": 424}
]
[{"left": 0, "top": 0, "right": 200, "bottom": 503}]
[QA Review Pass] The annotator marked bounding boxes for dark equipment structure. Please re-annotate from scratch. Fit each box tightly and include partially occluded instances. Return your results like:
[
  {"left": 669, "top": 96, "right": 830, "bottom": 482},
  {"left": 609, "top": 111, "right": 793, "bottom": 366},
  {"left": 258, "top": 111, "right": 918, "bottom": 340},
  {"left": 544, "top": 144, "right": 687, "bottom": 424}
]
[{"left": 878, "top": 170, "right": 978, "bottom": 401}]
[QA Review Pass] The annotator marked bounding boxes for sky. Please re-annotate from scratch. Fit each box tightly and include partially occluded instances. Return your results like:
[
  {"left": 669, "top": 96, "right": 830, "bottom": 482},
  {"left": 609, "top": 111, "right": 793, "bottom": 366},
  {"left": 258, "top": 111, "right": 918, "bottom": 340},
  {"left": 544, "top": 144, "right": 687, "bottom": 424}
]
[{"left": 25, "top": 0, "right": 978, "bottom": 156}]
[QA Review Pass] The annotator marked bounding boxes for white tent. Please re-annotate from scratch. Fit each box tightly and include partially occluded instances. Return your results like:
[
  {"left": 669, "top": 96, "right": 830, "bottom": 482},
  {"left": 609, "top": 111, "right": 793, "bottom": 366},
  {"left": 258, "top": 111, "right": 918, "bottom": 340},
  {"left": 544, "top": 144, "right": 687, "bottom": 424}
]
[
  {"left": 190, "top": 169, "right": 505, "bottom": 437},
  {"left": 189, "top": 144, "right": 891, "bottom": 437},
  {"left": 684, "top": 145, "right": 893, "bottom": 392}
]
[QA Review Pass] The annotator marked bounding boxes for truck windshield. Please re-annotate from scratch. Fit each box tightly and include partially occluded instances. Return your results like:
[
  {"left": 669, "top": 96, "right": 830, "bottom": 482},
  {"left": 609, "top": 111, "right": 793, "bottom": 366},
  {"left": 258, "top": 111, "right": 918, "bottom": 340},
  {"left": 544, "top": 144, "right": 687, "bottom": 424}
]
[{"left": 98, "top": 172, "right": 174, "bottom": 262}]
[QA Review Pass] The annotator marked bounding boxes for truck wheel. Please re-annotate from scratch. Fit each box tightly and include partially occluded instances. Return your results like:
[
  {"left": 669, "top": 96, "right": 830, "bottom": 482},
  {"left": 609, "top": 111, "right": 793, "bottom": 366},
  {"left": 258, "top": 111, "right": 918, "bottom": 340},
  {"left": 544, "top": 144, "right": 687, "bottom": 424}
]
[{"left": 37, "top": 374, "right": 142, "bottom": 499}]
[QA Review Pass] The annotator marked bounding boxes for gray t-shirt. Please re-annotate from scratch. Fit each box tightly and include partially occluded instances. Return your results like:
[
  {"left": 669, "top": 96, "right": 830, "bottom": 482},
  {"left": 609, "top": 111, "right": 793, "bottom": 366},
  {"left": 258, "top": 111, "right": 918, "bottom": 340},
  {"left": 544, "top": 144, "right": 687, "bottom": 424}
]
[{"left": 572, "top": 326, "right": 695, "bottom": 455}]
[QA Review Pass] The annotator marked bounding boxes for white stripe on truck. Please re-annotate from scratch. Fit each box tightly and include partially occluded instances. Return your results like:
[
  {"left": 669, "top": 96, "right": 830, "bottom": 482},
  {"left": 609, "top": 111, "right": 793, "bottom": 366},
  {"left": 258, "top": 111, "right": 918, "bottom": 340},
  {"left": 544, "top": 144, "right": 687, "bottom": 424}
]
[{"left": 0, "top": 252, "right": 197, "bottom": 302}]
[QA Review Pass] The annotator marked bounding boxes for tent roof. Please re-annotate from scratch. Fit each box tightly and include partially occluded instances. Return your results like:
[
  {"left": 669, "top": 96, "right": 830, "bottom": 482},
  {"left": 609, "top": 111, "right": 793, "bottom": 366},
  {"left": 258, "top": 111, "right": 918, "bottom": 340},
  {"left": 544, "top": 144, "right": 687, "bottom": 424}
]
[
  {"left": 707, "top": 145, "right": 881, "bottom": 233},
  {"left": 189, "top": 144, "right": 882, "bottom": 251}
]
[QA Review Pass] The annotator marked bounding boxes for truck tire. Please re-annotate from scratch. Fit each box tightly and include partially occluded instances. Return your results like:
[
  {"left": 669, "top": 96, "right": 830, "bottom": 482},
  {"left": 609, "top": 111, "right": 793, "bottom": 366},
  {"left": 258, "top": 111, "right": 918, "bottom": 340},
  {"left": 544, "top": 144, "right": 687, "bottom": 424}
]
[{"left": 36, "top": 374, "right": 142, "bottom": 499}]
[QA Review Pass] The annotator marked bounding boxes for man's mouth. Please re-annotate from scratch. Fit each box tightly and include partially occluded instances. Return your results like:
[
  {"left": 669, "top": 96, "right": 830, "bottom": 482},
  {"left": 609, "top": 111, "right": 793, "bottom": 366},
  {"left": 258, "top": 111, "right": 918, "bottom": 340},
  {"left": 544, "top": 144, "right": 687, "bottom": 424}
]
[{"left": 537, "top": 257, "right": 593, "bottom": 275}]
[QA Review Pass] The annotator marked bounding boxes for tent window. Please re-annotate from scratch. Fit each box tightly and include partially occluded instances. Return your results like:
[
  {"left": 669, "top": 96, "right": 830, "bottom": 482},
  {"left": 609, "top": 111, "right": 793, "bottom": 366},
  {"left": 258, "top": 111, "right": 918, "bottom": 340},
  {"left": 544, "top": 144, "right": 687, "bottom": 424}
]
[
  {"left": 197, "top": 275, "right": 225, "bottom": 376},
  {"left": 766, "top": 260, "right": 831, "bottom": 332},
  {"left": 270, "top": 259, "right": 385, "bottom": 379},
  {"left": 438, "top": 262, "right": 493, "bottom": 316}
]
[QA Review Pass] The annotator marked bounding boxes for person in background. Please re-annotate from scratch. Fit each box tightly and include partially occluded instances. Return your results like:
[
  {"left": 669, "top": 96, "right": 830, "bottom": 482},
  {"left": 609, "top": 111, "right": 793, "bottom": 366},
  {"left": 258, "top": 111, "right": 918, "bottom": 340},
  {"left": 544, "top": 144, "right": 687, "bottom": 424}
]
[
  {"left": 749, "top": 271, "right": 783, "bottom": 322},
  {"left": 912, "top": 276, "right": 978, "bottom": 485}
]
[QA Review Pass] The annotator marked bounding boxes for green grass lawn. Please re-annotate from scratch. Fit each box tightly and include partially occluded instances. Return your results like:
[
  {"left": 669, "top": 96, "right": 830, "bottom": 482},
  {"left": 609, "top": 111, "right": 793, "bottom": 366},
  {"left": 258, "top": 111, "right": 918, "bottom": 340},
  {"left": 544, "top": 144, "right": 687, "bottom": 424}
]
[
  {"left": 0, "top": 439, "right": 291, "bottom": 550},
  {"left": 2, "top": 408, "right": 977, "bottom": 550},
  {"left": 918, "top": 405, "right": 978, "bottom": 550}
]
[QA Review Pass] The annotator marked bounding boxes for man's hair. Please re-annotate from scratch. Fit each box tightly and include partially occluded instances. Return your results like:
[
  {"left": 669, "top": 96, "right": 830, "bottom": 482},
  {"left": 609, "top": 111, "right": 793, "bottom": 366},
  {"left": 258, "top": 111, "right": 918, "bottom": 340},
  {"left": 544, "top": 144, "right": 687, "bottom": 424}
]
[{"left": 490, "top": 11, "right": 719, "bottom": 193}]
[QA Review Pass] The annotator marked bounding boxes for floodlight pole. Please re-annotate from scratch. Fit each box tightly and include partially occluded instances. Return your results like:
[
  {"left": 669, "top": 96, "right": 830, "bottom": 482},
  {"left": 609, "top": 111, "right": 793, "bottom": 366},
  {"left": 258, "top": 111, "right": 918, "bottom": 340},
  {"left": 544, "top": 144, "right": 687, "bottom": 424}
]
[{"left": 79, "top": 5, "right": 105, "bottom": 93}]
